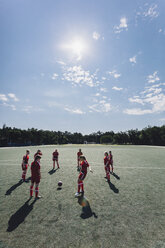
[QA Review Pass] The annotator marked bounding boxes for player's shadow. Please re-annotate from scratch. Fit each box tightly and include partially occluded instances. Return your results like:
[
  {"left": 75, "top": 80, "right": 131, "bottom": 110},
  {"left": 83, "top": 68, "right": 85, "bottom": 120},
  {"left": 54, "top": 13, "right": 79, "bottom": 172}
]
[
  {"left": 78, "top": 197, "right": 98, "bottom": 219},
  {"left": 108, "top": 181, "right": 119, "bottom": 194},
  {"left": 5, "top": 180, "right": 23, "bottom": 195},
  {"left": 5, "top": 177, "right": 31, "bottom": 196},
  {"left": 7, "top": 198, "right": 37, "bottom": 232},
  {"left": 110, "top": 172, "right": 120, "bottom": 180},
  {"left": 48, "top": 168, "right": 58, "bottom": 175}
]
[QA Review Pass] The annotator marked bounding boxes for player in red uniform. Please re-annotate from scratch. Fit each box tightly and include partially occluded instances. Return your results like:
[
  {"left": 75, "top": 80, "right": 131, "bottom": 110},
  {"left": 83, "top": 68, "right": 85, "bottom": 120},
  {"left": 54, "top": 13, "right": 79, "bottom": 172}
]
[
  {"left": 77, "top": 149, "right": 83, "bottom": 171},
  {"left": 109, "top": 151, "right": 113, "bottom": 173},
  {"left": 75, "top": 155, "right": 92, "bottom": 197},
  {"left": 52, "top": 149, "right": 59, "bottom": 169},
  {"left": 30, "top": 155, "right": 41, "bottom": 199},
  {"left": 21, "top": 150, "right": 30, "bottom": 181},
  {"left": 34, "top": 149, "right": 42, "bottom": 159},
  {"left": 104, "top": 152, "right": 110, "bottom": 182}
]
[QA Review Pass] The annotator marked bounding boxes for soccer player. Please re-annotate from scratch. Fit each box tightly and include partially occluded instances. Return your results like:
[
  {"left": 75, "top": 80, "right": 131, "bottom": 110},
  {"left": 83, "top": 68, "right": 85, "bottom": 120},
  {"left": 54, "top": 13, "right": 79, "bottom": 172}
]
[
  {"left": 21, "top": 150, "right": 30, "bottom": 182},
  {"left": 34, "top": 149, "right": 42, "bottom": 159},
  {"left": 104, "top": 152, "right": 110, "bottom": 182},
  {"left": 52, "top": 149, "right": 59, "bottom": 169},
  {"left": 109, "top": 151, "right": 113, "bottom": 173},
  {"left": 77, "top": 149, "right": 83, "bottom": 171},
  {"left": 75, "top": 155, "right": 92, "bottom": 197},
  {"left": 30, "top": 155, "right": 42, "bottom": 199}
]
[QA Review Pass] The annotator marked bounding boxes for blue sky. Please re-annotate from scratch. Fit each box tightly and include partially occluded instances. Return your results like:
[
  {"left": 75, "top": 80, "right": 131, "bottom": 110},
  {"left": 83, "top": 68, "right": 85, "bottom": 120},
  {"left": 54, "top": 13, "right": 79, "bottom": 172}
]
[{"left": 0, "top": 0, "right": 165, "bottom": 134}]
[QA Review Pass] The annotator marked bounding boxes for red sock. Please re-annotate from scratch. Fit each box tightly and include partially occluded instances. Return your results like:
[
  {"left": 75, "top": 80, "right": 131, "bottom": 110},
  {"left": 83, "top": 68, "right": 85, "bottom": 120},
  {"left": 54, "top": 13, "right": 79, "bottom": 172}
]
[
  {"left": 30, "top": 186, "right": 33, "bottom": 197},
  {"left": 35, "top": 187, "right": 39, "bottom": 198},
  {"left": 78, "top": 183, "right": 81, "bottom": 193},
  {"left": 107, "top": 171, "right": 110, "bottom": 180}
]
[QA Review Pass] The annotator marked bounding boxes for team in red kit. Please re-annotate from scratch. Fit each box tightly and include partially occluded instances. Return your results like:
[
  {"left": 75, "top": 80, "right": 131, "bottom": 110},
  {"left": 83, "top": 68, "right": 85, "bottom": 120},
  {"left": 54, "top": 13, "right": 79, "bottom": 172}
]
[{"left": 20, "top": 148, "right": 114, "bottom": 199}]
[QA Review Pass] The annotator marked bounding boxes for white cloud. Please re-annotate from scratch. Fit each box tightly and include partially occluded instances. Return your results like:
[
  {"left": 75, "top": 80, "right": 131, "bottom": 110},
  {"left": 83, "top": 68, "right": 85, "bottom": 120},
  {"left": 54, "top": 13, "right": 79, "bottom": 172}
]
[
  {"left": 63, "top": 65, "right": 100, "bottom": 87},
  {"left": 124, "top": 72, "right": 165, "bottom": 115},
  {"left": 8, "top": 93, "right": 19, "bottom": 102},
  {"left": 89, "top": 100, "right": 111, "bottom": 113},
  {"left": 1, "top": 102, "right": 16, "bottom": 111},
  {"left": 114, "top": 17, "right": 128, "bottom": 33},
  {"left": 56, "top": 60, "right": 66, "bottom": 65},
  {"left": 129, "top": 55, "right": 137, "bottom": 64},
  {"left": 92, "top": 31, "right": 100, "bottom": 40},
  {"left": 65, "top": 107, "right": 85, "bottom": 115},
  {"left": 143, "top": 4, "right": 159, "bottom": 19},
  {"left": 51, "top": 73, "right": 58, "bottom": 80},
  {"left": 147, "top": 71, "right": 160, "bottom": 83},
  {"left": 102, "top": 77, "right": 106, "bottom": 81},
  {"left": 128, "top": 97, "right": 144, "bottom": 105},
  {"left": 124, "top": 108, "right": 152, "bottom": 115},
  {"left": 0, "top": 94, "right": 8, "bottom": 102},
  {"left": 100, "top": 87, "right": 108, "bottom": 92},
  {"left": 108, "top": 70, "right": 121, "bottom": 79},
  {"left": 112, "top": 86, "right": 123, "bottom": 91}
]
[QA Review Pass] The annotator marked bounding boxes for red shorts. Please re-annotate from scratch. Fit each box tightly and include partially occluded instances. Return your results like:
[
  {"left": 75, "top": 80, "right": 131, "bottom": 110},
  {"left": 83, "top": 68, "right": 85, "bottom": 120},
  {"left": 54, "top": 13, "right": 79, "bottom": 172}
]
[
  {"left": 53, "top": 158, "right": 58, "bottom": 161},
  {"left": 22, "top": 164, "right": 28, "bottom": 170},
  {"left": 105, "top": 166, "right": 110, "bottom": 172},
  {"left": 31, "top": 177, "right": 40, "bottom": 184},
  {"left": 79, "top": 172, "right": 87, "bottom": 181}
]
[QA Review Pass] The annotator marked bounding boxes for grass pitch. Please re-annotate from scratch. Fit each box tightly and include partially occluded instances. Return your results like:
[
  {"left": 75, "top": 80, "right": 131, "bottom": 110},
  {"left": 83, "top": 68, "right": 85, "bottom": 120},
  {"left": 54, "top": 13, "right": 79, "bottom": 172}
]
[{"left": 0, "top": 145, "right": 165, "bottom": 248}]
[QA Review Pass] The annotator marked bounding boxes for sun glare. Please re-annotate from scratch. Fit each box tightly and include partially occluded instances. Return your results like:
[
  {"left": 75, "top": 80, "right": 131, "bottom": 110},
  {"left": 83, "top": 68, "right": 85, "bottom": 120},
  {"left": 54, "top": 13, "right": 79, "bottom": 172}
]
[{"left": 61, "top": 37, "right": 87, "bottom": 61}]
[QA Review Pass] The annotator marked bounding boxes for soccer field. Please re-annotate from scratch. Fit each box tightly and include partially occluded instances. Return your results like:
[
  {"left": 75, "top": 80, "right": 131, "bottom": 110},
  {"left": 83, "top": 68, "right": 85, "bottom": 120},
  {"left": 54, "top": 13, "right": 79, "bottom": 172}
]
[{"left": 0, "top": 145, "right": 165, "bottom": 248}]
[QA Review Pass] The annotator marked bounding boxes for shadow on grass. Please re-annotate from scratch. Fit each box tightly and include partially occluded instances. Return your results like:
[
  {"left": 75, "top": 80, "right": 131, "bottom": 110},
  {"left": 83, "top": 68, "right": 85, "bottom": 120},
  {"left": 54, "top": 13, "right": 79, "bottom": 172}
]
[
  {"left": 5, "top": 177, "right": 31, "bottom": 196},
  {"left": 110, "top": 172, "right": 120, "bottom": 180},
  {"left": 78, "top": 196, "right": 98, "bottom": 219},
  {"left": 48, "top": 168, "right": 58, "bottom": 175},
  {"left": 108, "top": 181, "right": 119, "bottom": 194},
  {"left": 57, "top": 187, "right": 62, "bottom": 190},
  {"left": 7, "top": 198, "right": 37, "bottom": 232}
]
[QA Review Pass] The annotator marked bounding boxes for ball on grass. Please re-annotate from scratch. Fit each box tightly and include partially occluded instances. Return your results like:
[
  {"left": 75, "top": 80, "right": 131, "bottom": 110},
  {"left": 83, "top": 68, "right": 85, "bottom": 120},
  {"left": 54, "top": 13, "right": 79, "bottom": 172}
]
[{"left": 58, "top": 181, "right": 62, "bottom": 187}]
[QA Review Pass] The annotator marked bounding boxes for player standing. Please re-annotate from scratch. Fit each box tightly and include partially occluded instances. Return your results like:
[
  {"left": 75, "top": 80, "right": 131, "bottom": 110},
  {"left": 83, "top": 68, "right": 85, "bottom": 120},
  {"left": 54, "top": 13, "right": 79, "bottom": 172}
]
[
  {"left": 21, "top": 150, "right": 30, "bottom": 182},
  {"left": 77, "top": 149, "right": 83, "bottom": 171},
  {"left": 75, "top": 155, "right": 92, "bottom": 197},
  {"left": 52, "top": 149, "right": 59, "bottom": 169},
  {"left": 104, "top": 152, "right": 110, "bottom": 182},
  {"left": 30, "top": 155, "right": 42, "bottom": 199},
  {"left": 109, "top": 151, "right": 113, "bottom": 174}
]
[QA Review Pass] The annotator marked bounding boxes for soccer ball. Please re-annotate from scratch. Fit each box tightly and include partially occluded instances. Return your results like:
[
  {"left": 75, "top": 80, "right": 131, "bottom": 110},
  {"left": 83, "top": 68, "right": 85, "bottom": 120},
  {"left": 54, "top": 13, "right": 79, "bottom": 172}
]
[{"left": 58, "top": 181, "right": 62, "bottom": 187}]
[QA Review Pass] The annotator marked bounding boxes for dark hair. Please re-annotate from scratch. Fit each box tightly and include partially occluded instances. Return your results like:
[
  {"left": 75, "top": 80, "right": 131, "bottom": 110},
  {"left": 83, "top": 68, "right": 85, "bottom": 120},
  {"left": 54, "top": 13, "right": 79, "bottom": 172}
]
[{"left": 35, "top": 155, "right": 41, "bottom": 160}]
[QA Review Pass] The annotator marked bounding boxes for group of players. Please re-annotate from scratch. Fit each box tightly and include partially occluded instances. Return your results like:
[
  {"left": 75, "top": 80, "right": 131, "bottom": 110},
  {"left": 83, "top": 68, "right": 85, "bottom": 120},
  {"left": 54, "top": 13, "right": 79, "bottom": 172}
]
[{"left": 21, "top": 148, "right": 114, "bottom": 199}]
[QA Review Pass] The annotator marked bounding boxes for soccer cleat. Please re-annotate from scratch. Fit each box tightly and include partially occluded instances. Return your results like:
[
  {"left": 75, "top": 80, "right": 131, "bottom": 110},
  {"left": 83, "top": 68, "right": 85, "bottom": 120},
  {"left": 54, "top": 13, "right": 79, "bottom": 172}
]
[
  {"left": 35, "top": 195, "right": 42, "bottom": 199},
  {"left": 75, "top": 192, "right": 81, "bottom": 197}
]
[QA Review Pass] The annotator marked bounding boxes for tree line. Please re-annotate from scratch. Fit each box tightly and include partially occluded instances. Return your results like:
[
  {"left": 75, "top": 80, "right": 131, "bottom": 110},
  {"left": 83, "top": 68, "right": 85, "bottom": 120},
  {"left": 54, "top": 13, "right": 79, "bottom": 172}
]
[{"left": 0, "top": 124, "right": 165, "bottom": 147}]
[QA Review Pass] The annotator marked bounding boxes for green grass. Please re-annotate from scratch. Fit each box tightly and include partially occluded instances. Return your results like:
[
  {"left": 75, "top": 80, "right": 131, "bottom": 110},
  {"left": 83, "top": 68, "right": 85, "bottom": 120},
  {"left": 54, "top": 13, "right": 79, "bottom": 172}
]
[{"left": 0, "top": 145, "right": 165, "bottom": 248}]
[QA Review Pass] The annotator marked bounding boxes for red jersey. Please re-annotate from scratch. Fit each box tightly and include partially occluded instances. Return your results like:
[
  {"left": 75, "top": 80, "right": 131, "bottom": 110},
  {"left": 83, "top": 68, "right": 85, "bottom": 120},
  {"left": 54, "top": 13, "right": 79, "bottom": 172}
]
[
  {"left": 109, "top": 154, "right": 113, "bottom": 164},
  {"left": 23, "top": 155, "right": 29, "bottom": 164},
  {"left": 77, "top": 151, "right": 83, "bottom": 159},
  {"left": 34, "top": 152, "right": 42, "bottom": 159},
  {"left": 104, "top": 156, "right": 109, "bottom": 166},
  {"left": 80, "top": 160, "right": 89, "bottom": 174},
  {"left": 31, "top": 161, "right": 40, "bottom": 179},
  {"left": 53, "top": 151, "right": 59, "bottom": 159}
]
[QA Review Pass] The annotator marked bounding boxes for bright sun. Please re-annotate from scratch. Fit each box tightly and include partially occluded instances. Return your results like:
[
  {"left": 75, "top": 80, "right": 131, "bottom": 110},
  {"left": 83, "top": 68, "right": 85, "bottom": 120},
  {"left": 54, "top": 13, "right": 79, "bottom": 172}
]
[{"left": 61, "top": 37, "right": 87, "bottom": 61}]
